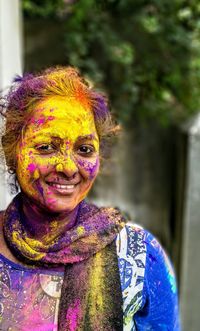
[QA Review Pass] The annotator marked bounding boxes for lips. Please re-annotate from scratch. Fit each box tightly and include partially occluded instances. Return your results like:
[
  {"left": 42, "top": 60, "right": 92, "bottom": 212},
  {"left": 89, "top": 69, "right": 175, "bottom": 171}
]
[
  {"left": 48, "top": 183, "right": 75, "bottom": 189},
  {"left": 45, "top": 180, "right": 80, "bottom": 195},
  {"left": 46, "top": 178, "right": 80, "bottom": 186}
]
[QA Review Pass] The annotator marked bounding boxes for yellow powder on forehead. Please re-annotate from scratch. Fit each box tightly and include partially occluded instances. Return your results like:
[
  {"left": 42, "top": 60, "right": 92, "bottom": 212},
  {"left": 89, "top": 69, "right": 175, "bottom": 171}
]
[
  {"left": 33, "top": 95, "right": 92, "bottom": 120},
  {"left": 26, "top": 96, "right": 99, "bottom": 144}
]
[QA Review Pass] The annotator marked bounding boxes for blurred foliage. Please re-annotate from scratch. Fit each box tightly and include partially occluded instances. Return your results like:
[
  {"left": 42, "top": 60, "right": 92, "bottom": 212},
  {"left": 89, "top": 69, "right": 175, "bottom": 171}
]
[
  {"left": 22, "top": 0, "right": 65, "bottom": 17},
  {"left": 22, "top": 0, "right": 200, "bottom": 126}
]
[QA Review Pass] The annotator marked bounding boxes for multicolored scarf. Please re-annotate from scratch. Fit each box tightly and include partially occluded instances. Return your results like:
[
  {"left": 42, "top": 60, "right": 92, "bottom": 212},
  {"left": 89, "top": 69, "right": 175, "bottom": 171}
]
[{"left": 3, "top": 194, "right": 125, "bottom": 330}]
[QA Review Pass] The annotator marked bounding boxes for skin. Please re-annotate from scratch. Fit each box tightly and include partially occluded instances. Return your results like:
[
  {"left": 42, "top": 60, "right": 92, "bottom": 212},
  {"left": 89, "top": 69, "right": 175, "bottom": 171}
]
[{"left": 15, "top": 96, "right": 100, "bottom": 240}]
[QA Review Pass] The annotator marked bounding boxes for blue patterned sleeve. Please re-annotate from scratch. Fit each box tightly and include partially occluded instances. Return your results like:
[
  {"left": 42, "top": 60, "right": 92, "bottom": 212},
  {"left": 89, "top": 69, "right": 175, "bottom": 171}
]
[{"left": 134, "top": 231, "right": 181, "bottom": 330}]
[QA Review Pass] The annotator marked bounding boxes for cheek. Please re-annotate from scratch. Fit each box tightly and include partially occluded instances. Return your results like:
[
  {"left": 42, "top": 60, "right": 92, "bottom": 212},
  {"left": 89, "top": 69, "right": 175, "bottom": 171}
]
[
  {"left": 17, "top": 150, "right": 52, "bottom": 181},
  {"left": 17, "top": 151, "right": 33, "bottom": 179},
  {"left": 77, "top": 157, "right": 100, "bottom": 180}
]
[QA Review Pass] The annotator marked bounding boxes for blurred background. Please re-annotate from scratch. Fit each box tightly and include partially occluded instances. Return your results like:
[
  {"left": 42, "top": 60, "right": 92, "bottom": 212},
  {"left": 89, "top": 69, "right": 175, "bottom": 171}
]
[{"left": 1, "top": 0, "right": 200, "bottom": 329}]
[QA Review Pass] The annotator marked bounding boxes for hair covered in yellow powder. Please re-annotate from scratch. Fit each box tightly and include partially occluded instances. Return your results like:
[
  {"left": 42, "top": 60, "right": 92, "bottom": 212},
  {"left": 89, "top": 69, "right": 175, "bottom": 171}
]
[{"left": 0, "top": 66, "right": 119, "bottom": 192}]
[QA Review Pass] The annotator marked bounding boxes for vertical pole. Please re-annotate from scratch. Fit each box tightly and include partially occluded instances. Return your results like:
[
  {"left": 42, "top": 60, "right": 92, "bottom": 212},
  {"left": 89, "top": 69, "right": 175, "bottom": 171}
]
[
  {"left": 179, "top": 115, "right": 200, "bottom": 330},
  {"left": 0, "top": 0, "right": 22, "bottom": 209}
]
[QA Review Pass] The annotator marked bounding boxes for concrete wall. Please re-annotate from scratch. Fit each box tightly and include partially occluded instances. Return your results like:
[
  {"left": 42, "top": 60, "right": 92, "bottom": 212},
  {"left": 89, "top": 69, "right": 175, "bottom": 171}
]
[
  {"left": 178, "top": 114, "right": 200, "bottom": 330},
  {"left": 0, "top": 0, "right": 22, "bottom": 209}
]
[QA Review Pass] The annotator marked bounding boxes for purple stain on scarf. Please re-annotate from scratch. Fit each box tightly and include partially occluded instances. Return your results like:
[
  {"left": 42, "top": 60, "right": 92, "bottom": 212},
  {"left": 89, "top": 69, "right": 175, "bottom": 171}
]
[{"left": 4, "top": 194, "right": 124, "bottom": 265}]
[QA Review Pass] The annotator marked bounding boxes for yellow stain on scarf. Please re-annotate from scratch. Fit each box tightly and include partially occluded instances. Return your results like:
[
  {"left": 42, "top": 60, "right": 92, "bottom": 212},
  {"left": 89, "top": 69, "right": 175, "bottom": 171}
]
[
  {"left": 12, "top": 232, "right": 45, "bottom": 260},
  {"left": 79, "top": 233, "right": 99, "bottom": 246},
  {"left": 76, "top": 226, "right": 85, "bottom": 236},
  {"left": 88, "top": 251, "right": 104, "bottom": 314},
  {"left": 25, "top": 237, "right": 48, "bottom": 250}
]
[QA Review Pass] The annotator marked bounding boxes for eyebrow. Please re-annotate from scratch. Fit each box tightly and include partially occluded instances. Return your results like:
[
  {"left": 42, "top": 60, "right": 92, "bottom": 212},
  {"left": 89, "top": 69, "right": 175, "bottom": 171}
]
[
  {"left": 76, "top": 134, "right": 99, "bottom": 142},
  {"left": 28, "top": 133, "right": 99, "bottom": 142},
  {"left": 27, "top": 133, "right": 52, "bottom": 141}
]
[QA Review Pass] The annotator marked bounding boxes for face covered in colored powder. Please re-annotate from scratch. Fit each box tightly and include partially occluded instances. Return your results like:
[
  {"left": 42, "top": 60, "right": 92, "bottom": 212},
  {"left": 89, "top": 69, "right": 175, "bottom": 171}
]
[{"left": 16, "top": 96, "right": 100, "bottom": 213}]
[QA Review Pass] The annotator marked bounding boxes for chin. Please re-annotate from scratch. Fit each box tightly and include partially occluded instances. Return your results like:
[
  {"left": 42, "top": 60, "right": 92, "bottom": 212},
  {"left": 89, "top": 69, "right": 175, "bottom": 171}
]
[
  {"left": 46, "top": 204, "right": 76, "bottom": 214},
  {"left": 42, "top": 196, "right": 80, "bottom": 214}
]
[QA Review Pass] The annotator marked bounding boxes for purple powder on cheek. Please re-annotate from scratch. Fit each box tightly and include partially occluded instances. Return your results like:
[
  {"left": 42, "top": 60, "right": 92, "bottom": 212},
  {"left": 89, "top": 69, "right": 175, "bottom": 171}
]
[
  {"left": 35, "top": 181, "right": 43, "bottom": 196},
  {"left": 78, "top": 158, "right": 99, "bottom": 179}
]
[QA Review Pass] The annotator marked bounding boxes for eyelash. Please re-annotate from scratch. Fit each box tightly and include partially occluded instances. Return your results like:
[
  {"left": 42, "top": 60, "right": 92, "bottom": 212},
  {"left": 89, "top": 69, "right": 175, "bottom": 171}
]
[
  {"left": 34, "top": 144, "right": 56, "bottom": 154},
  {"left": 77, "top": 145, "right": 95, "bottom": 156},
  {"left": 34, "top": 144, "right": 95, "bottom": 156}
]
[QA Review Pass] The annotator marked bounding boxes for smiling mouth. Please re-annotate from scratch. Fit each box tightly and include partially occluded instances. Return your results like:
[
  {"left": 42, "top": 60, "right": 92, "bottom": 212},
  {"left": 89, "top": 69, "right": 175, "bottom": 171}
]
[
  {"left": 49, "top": 183, "right": 75, "bottom": 189},
  {"left": 46, "top": 182, "right": 79, "bottom": 195}
]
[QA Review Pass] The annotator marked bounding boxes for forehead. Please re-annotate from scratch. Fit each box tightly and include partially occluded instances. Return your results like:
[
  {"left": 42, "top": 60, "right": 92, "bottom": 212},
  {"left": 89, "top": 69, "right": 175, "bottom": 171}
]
[{"left": 25, "top": 96, "right": 97, "bottom": 140}]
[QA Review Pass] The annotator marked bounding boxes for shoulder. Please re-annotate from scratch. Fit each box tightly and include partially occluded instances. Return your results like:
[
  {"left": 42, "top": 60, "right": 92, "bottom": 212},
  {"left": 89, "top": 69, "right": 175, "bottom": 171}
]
[
  {"left": 140, "top": 227, "right": 177, "bottom": 292},
  {"left": 118, "top": 224, "right": 180, "bottom": 329},
  {"left": 116, "top": 222, "right": 147, "bottom": 258},
  {"left": 118, "top": 223, "right": 174, "bottom": 265},
  {"left": 117, "top": 223, "right": 177, "bottom": 295}
]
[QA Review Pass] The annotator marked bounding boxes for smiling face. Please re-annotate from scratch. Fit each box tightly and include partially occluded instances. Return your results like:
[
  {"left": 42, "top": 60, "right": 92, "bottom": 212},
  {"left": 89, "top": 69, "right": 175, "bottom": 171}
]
[{"left": 16, "top": 96, "right": 100, "bottom": 213}]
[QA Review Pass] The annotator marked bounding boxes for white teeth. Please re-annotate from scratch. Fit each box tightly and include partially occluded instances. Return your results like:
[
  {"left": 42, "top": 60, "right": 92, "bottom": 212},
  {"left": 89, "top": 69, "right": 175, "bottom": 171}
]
[{"left": 50, "top": 183, "right": 75, "bottom": 189}]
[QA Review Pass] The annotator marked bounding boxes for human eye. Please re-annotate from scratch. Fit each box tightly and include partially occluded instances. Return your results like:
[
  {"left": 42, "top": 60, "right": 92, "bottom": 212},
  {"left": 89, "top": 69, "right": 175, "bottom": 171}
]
[
  {"left": 77, "top": 144, "right": 95, "bottom": 156},
  {"left": 34, "top": 143, "right": 56, "bottom": 154}
]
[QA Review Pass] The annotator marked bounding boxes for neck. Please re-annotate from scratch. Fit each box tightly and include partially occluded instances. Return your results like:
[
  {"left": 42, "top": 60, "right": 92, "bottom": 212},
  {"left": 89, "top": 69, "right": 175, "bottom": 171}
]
[{"left": 20, "top": 193, "right": 79, "bottom": 243}]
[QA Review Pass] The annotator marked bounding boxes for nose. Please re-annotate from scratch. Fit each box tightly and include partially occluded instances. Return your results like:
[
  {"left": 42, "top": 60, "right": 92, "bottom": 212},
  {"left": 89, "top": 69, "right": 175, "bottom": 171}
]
[{"left": 56, "top": 155, "right": 78, "bottom": 178}]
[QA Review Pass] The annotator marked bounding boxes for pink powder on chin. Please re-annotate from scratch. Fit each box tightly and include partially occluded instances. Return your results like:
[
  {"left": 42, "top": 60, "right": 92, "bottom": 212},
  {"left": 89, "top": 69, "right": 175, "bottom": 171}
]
[{"left": 46, "top": 198, "right": 57, "bottom": 204}]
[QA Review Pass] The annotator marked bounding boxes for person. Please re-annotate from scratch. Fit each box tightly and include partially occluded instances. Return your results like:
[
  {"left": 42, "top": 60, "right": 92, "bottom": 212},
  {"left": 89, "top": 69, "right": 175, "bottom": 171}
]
[{"left": 0, "top": 66, "right": 180, "bottom": 331}]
